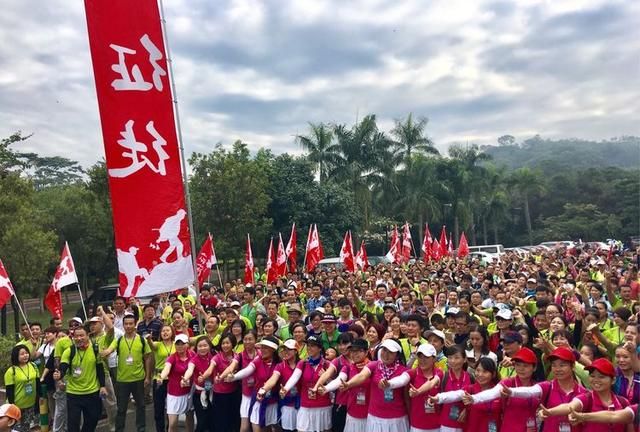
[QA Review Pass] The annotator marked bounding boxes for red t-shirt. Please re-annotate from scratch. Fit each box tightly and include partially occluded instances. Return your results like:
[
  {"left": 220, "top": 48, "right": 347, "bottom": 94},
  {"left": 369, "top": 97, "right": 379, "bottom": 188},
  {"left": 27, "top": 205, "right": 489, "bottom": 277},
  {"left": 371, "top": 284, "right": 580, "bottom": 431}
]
[
  {"left": 464, "top": 382, "right": 502, "bottom": 432},
  {"left": 575, "top": 391, "right": 629, "bottom": 432},
  {"left": 212, "top": 352, "right": 237, "bottom": 394},
  {"left": 331, "top": 355, "right": 351, "bottom": 406},
  {"left": 249, "top": 357, "right": 278, "bottom": 405},
  {"left": 189, "top": 352, "right": 213, "bottom": 392},
  {"left": 237, "top": 350, "right": 259, "bottom": 396},
  {"left": 295, "top": 359, "right": 332, "bottom": 408},
  {"left": 275, "top": 361, "right": 298, "bottom": 406},
  {"left": 341, "top": 362, "right": 371, "bottom": 419},
  {"left": 439, "top": 369, "right": 472, "bottom": 429},
  {"left": 500, "top": 376, "right": 541, "bottom": 432},
  {"left": 167, "top": 351, "right": 195, "bottom": 396},
  {"left": 365, "top": 360, "right": 408, "bottom": 419},
  {"left": 408, "top": 367, "right": 443, "bottom": 430}
]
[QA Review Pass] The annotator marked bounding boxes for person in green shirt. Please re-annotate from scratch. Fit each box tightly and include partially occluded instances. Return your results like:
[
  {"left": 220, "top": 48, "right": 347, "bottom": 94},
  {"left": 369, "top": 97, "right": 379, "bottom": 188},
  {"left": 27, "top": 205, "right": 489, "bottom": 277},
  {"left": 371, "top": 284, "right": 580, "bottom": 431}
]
[
  {"left": 177, "top": 287, "right": 196, "bottom": 307},
  {"left": 88, "top": 314, "right": 117, "bottom": 426},
  {"left": 399, "top": 314, "right": 427, "bottom": 368},
  {"left": 240, "top": 286, "right": 260, "bottom": 327},
  {"left": 54, "top": 324, "right": 106, "bottom": 432},
  {"left": 320, "top": 314, "right": 341, "bottom": 350},
  {"left": 148, "top": 324, "right": 175, "bottom": 432},
  {"left": 51, "top": 316, "right": 82, "bottom": 432},
  {"left": 102, "top": 314, "right": 152, "bottom": 432},
  {"left": 4, "top": 344, "right": 40, "bottom": 432}
]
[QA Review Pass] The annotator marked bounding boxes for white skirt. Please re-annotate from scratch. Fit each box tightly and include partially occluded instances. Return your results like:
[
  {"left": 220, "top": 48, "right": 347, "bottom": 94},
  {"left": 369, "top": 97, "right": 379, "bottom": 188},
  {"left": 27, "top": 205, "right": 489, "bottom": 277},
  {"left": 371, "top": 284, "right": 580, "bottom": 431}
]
[
  {"left": 166, "top": 394, "right": 190, "bottom": 415},
  {"left": 366, "top": 414, "right": 409, "bottom": 432},
  {"left": 440, "top": 427, "right": 463, "bottom": 432},
  {"left": 410, "top": 427, "right": 440, "bottom": 432},
  {"left": 297, "top": 406, "right": 332, "bottom": 432},
  {"left": 249, "top": 400, "right": 278, "bottom": 426},
  {"left": 344, "top": 413, "right": 367, "bottom": 432},
  {"left": 280, "top": 405, "right": 297, "bottom": 430},
  {"left": 240, "top": 394, "right": 252, "bottom": 418}
]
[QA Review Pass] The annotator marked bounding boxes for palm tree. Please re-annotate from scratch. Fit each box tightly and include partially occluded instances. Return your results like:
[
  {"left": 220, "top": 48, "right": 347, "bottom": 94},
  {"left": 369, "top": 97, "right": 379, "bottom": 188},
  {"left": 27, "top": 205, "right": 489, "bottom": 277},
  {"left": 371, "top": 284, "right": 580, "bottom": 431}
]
[
  {"left": 509, "top": 167, "right": 547, "bottom": 244},
  {"left": 477, "top": 166, "right": 510, "bottom": 244},
  {"left": 390, "top": 114, "right": 439, "bottom": 167},
  {"left": 296, "top": 123, "right": 339, "bottom": 183}
]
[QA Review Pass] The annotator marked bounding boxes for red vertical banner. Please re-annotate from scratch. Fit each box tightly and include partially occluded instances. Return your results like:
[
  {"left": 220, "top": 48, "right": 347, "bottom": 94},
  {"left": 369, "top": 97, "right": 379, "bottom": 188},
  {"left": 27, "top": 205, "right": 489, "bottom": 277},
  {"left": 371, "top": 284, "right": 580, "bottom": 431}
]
[{"left": 84, "top": 0, "right": 193, "bottom": 298}]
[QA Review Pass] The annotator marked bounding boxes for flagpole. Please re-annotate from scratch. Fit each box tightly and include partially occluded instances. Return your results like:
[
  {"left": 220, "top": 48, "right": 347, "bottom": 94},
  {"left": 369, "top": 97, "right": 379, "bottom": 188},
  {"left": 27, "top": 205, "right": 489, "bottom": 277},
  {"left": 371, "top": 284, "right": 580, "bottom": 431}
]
[
  {"left": 13, "top": 296, "right": 33, "bottom": 339},
  {"left": 76, "top": 283, "right": 88, "bottom": 320},
  {"left": 407, "top": 223, "right": 419, "bottom": 261},
  {"left": 158, "top": 0, "right": 201, "bottom": 325}
]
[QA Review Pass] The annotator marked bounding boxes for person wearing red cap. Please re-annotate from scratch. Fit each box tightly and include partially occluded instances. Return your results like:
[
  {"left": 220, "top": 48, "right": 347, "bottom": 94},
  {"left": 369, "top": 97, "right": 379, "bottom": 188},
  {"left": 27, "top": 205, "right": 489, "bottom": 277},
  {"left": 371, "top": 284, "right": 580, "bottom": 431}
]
[
  {"left": 567, "top": 403, "right": 638, "bottom": 428},
  {"left": 502, "top": 346, "right": 586, "bottom": 432},
  {"left": 464, "top": 347, "right": 541, "bottom": 432},
  {"left": 537, "top": 358, "right": 632, "bottom": 432}
]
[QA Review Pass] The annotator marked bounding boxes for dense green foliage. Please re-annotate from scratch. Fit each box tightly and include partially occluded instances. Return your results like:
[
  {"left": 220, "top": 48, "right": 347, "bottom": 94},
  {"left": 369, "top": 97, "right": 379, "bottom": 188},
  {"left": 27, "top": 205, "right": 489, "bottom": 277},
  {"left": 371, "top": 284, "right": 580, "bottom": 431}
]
[{"left": 0, "top": 121, "right": 638, "bottom": 297}]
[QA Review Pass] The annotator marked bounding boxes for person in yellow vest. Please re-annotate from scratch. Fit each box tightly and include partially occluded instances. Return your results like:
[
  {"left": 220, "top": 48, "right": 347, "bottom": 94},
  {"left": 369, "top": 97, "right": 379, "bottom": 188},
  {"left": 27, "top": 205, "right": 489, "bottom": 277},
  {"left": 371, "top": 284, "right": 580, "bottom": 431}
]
[{"left": 400, "top": 314, "right": 428, "bottom": 368}]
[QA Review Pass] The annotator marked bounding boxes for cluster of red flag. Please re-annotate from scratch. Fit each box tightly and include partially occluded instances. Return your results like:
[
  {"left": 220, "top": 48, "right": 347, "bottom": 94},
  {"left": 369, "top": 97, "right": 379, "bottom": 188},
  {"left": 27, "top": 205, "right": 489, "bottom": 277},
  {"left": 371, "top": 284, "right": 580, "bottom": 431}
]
[
  {"left": 338, "top": 231, "right": 370, "bottom": 272},
  {"left": 244, "top": 224, "right": 299, "bottom": 285},
  {"left": 420, "top": 224, "right": 469, "bottom": 262},
  {"left": 385, "top": 223, "right": 415, "bottom": 264}
]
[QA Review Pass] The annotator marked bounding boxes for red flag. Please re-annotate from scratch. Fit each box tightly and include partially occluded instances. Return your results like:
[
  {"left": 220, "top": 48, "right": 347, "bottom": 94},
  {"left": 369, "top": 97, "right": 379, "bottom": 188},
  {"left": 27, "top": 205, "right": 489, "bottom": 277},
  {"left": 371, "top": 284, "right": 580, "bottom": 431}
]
[
  {"left": 46, "top": 242, "right": 78, "bottom": 318},
  {"left": 355, "top": 241, "right": 369, "bottom": 270},
  {"left": 0, "top": 259, "right": 15, "bottom": 310},
  {"left": 448, "top": 233, "right": 454, "bottom": 256},
  {"left": 285, "top": 223, "right": 297, "bottom": 272},
  {"left": 422, "top": 224, "right": 433, "bottom": 263},
  {"left": 340, "top": 231, "right": 355, "bottom": 272},
  {"left": 276, "top": 233, "right": 287, "bottom": 277},
  {"left": 244, "top": 234, "right": 255, "bottom": 285},
  {"left": 195, "top": 233, "right": 217, "bottom": 286},
  {"left": 431, "top": 238, "right": 441, "bottom": 261},
  {"left": 401, "top": 223, "right": 413, "bottom": 262},
  {"left": 305, "top": 224, "right": 323, "bottom": 272},
  {"left": 385, "top": 226, "right": 401, "bottom": 263},
  {"left": 439, "top": 226, "right": 448, "bottom": 258},
  {"left": 266, "top": 238, "right": 278, "bottom": 284},
  {"left": 85, "top": 1, "right": 194, "bottom": 298},
  {"left": 458, "top": 232, "right": 470, "bottom": 258}
]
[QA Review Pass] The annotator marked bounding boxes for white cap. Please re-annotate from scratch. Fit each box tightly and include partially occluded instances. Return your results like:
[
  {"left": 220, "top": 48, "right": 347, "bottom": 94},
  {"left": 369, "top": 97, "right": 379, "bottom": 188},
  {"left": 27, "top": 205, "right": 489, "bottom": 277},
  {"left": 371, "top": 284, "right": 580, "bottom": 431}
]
[
  {"left": 426, "top": 329, "right": 446, "bottom": 342},
  {"left": 70, "top": 317, "right": 83, "bottom": 325},
  {"left": 496, "top": 309, "right": 513, "bottom": 320},
  {"left": 230, "top": 301, "right": 241, "bottom": 307},
  {"left": 527, "top": 278, "right": 537, "bottom": 283},
  {"left": 494, "top": 303, "right": 509, "bottom": 311},
  {"left": 174, "top": 334, "right": 189, "bottom": 344},
  {"left": 88, "top": 316, "right": 103, "bottom": 323},
  {"left": 445, "top": 307, "right": 460, "bottom": 315},
  {"left": 380, "top": 339, "right": 402, "bottom": 353},
  {"left": 417, "top": 343, "right": 437, "bottom": 357},
  {"left": 282, "top": 339, "right": 297, "bottom": 350},
  {"left": 245, "top": 283, "right": 253, "bottom": 288},
  {"left": 257, "top": 339, "right": 279, "bottom": 351}
]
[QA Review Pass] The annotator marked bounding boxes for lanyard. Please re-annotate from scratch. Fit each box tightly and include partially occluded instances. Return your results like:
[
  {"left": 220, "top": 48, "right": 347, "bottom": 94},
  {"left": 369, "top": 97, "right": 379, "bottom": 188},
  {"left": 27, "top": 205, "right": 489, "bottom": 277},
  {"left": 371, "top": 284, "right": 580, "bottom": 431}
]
[
  {"left": 77, "top": 347, "right": 87, "bottom": 366},
  {"left": 16, "top": 364, "right": 31, "bottom": 380},
  {"left": 161, "top": 342, "right": 174, "bottom": 358},
  {"left": 124, "top": 335, "right": 136, "bottom": 355}
]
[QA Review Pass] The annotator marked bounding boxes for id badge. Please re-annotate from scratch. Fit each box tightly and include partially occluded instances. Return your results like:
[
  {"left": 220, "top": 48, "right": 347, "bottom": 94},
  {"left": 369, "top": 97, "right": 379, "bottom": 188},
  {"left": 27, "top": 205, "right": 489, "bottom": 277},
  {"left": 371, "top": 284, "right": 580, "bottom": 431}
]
[
  {"left": 559, "top": 422, "right": 571, "bottom": 432},
  {"left": 488, "top": 420, "right": 497, "bottom": 432},
  {"left": 73, "top": 367, "right": 82, "bottom": 377},
  {"left": 307, "top": 388, "right": 316, "bottom": 400},
  {"left": 424, "top": 398, "right": 435, "bottom": 413},
  {"left": 290, "top": 386, "right": 297, "bottom": 397},
  {"left": 126, "top": 355, "right": 134, "bottom": 365},
  {"left": 356, "top": 391, "right": 366, "bottom": 405},
  {"left": 247, "top": 377, "right": 255, "bottom": 387},
  {"left": 25, "top": 383, "right": 33, "bottom": 395},
  {"left": 383, "top": 387, "right": 393, "bottom": 402},
  {"left": 449, "top": 405, "right": 460, "bottom": 420}
]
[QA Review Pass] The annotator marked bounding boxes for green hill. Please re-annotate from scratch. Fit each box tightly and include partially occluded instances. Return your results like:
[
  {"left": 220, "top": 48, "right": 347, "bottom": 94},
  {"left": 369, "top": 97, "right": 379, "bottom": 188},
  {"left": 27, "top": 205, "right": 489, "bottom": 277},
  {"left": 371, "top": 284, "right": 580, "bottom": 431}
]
[{"left": 482, "top": 135, "right": 640, "bottom": 172}]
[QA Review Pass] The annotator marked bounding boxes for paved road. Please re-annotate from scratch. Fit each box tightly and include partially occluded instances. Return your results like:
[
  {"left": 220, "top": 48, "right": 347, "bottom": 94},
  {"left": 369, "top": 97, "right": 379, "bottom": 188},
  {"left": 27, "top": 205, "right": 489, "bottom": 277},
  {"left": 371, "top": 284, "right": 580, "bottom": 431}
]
[{"left": 96, "top": 401, "right": 188, "bottom": 432}]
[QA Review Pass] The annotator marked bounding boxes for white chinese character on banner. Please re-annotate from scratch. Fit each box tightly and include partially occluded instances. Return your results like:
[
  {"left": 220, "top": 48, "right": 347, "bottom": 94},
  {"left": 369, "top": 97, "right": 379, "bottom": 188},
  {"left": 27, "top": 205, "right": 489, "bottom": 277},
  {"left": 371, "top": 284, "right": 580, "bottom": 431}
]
[
  {"left": 108, "top": 120, "right": 170, "bottom": 178},
  {"left": 110, "top": 34, "right": 166, "bottom": 91}
]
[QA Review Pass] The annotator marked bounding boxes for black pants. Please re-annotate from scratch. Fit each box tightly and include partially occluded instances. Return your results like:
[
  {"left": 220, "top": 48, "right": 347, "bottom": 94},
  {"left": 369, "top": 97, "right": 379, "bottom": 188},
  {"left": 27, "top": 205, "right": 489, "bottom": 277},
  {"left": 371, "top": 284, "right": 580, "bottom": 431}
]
[
  {"left": 212, "top": 391, "right": 240, "bottom": 432},
  {"left": 153, "top": 380, "right": 167, "bottom": 432},
  {"left": 193, "top": 391, "right": 213, "bottom": 432},
  {"left": 67, "top": 392, "right": 102, "bottom": 432},
  {"left": 115, "top": 379, "right": 145, "bottom": 432},
  {"left": 332, "top": 404, "right": 347, "bottom": 432}
]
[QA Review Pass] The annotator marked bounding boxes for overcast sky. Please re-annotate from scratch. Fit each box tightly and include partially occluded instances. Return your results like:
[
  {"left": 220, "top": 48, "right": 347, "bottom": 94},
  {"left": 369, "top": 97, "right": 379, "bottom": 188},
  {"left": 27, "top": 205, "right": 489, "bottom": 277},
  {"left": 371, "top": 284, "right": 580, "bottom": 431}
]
[{"left": 1, "top": 0, "right": 638, "bottom": 167}]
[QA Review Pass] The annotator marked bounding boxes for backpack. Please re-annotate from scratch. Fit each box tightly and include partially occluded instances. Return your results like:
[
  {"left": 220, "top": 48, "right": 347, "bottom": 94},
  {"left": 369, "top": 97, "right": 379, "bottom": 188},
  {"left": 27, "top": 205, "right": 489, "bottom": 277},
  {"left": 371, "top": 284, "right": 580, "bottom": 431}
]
[
  {"left": 116, "top": 333, "right": 147, "bottom": 356},
  {"left": 68, "top": 342, "right": 100, "bottom": 366}
]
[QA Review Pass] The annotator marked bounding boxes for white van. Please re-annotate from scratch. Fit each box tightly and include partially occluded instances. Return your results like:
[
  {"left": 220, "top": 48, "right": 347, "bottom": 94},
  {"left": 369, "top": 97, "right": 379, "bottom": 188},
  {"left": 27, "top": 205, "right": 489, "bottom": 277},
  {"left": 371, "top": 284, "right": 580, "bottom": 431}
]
[{"left": 467, "top": 244, "right": 505, "bottom": 255}]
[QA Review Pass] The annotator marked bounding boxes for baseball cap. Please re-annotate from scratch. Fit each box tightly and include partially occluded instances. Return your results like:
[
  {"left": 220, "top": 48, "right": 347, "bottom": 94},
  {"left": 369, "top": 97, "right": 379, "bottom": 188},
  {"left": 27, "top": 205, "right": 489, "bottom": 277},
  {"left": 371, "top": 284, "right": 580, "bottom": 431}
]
[
  {"left": 174, "top": 334, "right": 189, "bottom": 344},
  {"left": 282, "top": 339, "right": 297, "bottom": 350},
  {"left": 585, "top": 358, "right": 615, "bottom": 378},
  {"left": 286, "top": 304, "right": 302, "bottom": 314},
  {"left": 88, "top": 316, "right": 103, "bottom": 323},
  {"left": 349, "top": 338, "right": 369, "bottom": 351},
  {"left": 445, "top": 307, "right": 460, "bottom": 316},
  {"left": 306, "top": 335, "right": 323, "bottom": 348},
  {"left": 380, "top": 339, "right": 402, "bottom": 353},
  {"left": 416, "top": 343, "right": 437, "bottom": 357},
  {"left": 527, "top": 278, "right": 537, "bottom": 283},
  {"left": 425, "top": 329, "right": 446, "bottom": 342},
  {"left": 496, "top": 309, "right": 513, "bottom": 320},
  {"left": 0, "top": 404, "right": 21, "bottom": 421},
  {"left": 512, "top": 347, "right": 537, "bottom": 365},
  {"left": 69, "top": 317, "right": 83, "bottom": 325},
  {"left": 547, "top": 346, "right": 576, "bottom": 364},
  {"left": 230, "top": 301, "right": 241, "bottom": 308},
  {"left": 321, "top": 314, "right": 336, "bottom": 323},
  {"left": 382, "top": 303, "right": 397, "bottom": 312},
  {"left": 257, "top": 336, "right": 279, "bottom": 351},
  {"left": 493, "top": 303, "right": 509, "bottom": 311},
  {"left": 502, "top": 331, "right": 523, "bottom": 344}
]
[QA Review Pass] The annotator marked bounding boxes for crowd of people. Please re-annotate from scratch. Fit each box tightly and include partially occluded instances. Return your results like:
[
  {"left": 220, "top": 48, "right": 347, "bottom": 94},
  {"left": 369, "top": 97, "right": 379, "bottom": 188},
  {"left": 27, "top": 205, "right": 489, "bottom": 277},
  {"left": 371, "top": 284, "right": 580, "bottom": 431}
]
[{"left": 3, "top": 243, "right": 640, "bottom": 432}]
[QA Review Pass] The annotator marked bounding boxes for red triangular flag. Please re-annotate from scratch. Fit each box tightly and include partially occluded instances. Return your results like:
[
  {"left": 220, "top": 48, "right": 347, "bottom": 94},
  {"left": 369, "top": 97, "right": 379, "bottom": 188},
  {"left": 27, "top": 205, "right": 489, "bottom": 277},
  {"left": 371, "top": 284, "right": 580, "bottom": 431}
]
[
  {"left": 0, "top": 259, "right": 16, "bottom": 310},
  {"left": 401, "top": 223, "right": 413, "bottom": 263},
  {"left": 431, "top": 238, "right": 441, "bottom": 261},
  {"left": 355, "top": 241, "right": 369, "bottom": 270},
  {"left": 276, "top": 233, "right": 287, "bottom": 277},
  {"left": 46, "top": 242, "right": 77, "bottom": 317},
  {"left": 458, "top": 232, "right": 469, "bottom": 258},
  {"left": 196, "top": 233, "right": 217, "bottom": 286},
  {"left": 340, "top": 231, "right": 355, "bottom": 272},
  {"left": 266, "top": 238, "right": 277, "bottom": 284},
  {"left": 422, "top": 224, "right": 433, "bottom": 263},
  {"left": 385, "top": 226, "right": 401, "bottom": 263},
  {"left": 305, "top": 224, "right": 323, "bottom": 272},
  {"left": 285, "top": 223, "right": 297, "bottom": 272},
  {"left": 244, "top": 234, "right": 255, "bottom": 285},
  {"left": 448, "top": 233, "right": 454, "bottom": 256},
  {"left": 439, "top": 226, "right": 448, "bottom": 258}
]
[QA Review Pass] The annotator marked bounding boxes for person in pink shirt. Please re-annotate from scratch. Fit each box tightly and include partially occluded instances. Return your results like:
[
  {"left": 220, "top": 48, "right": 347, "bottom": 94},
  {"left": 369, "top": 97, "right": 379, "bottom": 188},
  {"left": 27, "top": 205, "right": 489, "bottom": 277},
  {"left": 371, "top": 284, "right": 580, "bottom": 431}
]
[
  {"left": 157, "top": 334, "right": 195, "bottom": 432},
  {"left": 341, "top": 338, "right": 410, "bottom": 432},
  {"left": 211, "top": 334, "right": 240, "bottom": 432},
  {"left": 465, "top": 347, "right": 541, "bottom": 432},
  {"left": 432, "top": 357, "right": 502, "bottom": 432},
  {"left": 319, "top": 338, "right": 371, "bottom": 432},
  {"left": 260, "top": 339, "right": 300, "bottom": 432},
  {"left": 182, "top": 336, "right": 215, "bottom": 432},
  {"left": 433, "top": 345, "right": 472, "bottom": 432},
  {"left": 538, "top": 358, "right": 632, "bottom": 432},
  {"left": 226, "top": 336, "right": 281, "bottom": 431},
  {"left": 568, "top": 403, "right": 638, "bottom": 429},
  {"left": 503, "top": 346, "right": 587, "bottom": 432},
  {"left": 281, "top": 335, "right": 332, "bottom": 432}
]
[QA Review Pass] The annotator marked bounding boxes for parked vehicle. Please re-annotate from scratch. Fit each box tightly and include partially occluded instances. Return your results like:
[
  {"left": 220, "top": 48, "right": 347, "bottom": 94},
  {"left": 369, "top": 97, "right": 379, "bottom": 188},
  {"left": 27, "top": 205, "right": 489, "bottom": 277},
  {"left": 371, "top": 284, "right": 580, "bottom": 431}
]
[
  {"left": 467, "top": 244, "right": 505, "bottom": 255},
  {"left": 76, "top": 283, "right": 119, "bottom": 318}
]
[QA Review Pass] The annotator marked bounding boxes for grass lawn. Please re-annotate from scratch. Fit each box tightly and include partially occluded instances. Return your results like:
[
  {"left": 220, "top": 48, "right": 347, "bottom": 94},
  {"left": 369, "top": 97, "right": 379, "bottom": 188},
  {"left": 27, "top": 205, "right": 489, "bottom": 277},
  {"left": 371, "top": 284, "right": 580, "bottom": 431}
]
[{"left": 2, "top": 302, "right": 84, "bottom": 338}]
